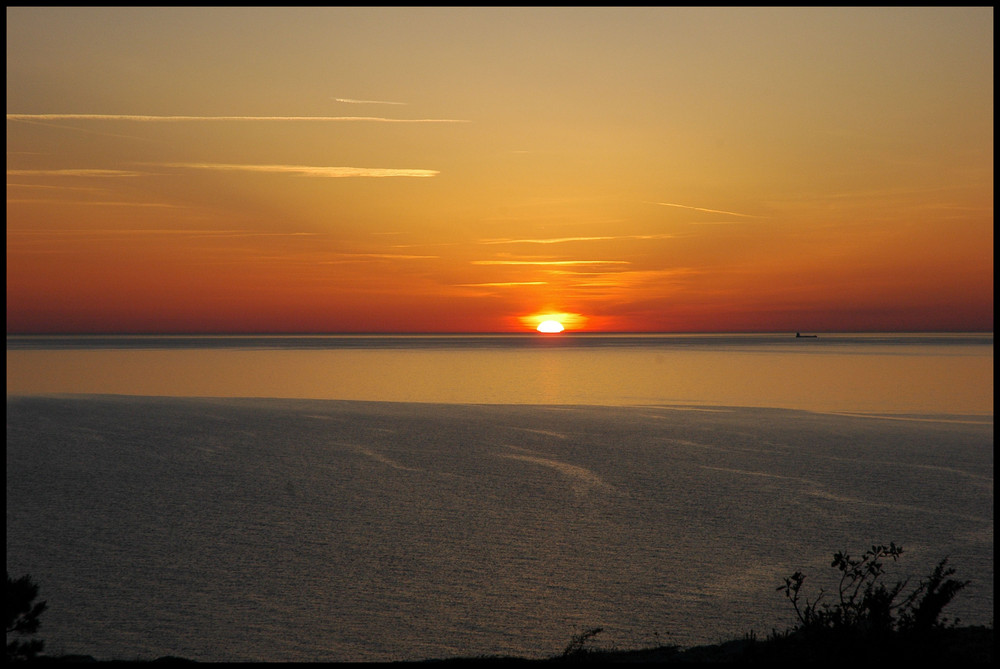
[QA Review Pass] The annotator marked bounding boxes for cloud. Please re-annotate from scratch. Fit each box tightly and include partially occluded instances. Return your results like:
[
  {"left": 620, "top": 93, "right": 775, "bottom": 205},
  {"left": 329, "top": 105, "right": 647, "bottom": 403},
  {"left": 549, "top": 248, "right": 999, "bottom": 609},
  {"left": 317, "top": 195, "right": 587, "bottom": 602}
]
[
  {"left": 471, "top": 260, "right": 630, "bottom": 266},
  {"left": 7, "top": 168, "right": 146, "bottom": 177},
  {"left": 7, "top": 113, "right": 469, "bottom": 123},
  {"left": 7, "top": 228, "right": 320, "bottom": 238},
  {"left": 653, "top": 201, "right": 765, "bottom": 219},
  {"left": 316, "top": 253, "right": 440, "bottom": 265},
  {"left": 334, "top": 98, "right": 408, "bottom": 106},
  {"left": 557, "top": 267, "right": 705, "bottom": 292},
  {"left": 156, "top": 163, "right": 439, "bottom": 178},
  {"left": 5, "top": 228, "right": 325, "bottom": 256},
  {"left": 327, "top": 253, "right": 439, "bottom": 260},
  {"left": 8, "top": 199, "right": 182, "bottom": 208},
  {"left": 479, "top": 233, "right": 675, "bottom": 245},
  {"left": 457, "top": 281, "right": 548, "bottom": 287},
  {"left": 8, "top": 116, "right": 161, "bottom": 142},
  {"left": 6, "top": 183, "right": 105, "bottom": 191}
]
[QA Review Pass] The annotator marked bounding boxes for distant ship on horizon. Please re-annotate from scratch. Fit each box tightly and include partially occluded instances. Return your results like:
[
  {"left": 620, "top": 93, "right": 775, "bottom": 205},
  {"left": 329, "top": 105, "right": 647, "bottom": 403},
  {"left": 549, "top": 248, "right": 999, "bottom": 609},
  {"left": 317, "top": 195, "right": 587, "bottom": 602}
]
[{"left": 795, "top": 332, "right": 818, "bottom": 338}]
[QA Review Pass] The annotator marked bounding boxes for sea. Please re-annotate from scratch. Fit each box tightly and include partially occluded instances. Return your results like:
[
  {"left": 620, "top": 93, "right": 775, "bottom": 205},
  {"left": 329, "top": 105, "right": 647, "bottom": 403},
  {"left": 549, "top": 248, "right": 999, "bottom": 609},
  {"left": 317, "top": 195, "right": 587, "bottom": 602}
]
[{"left": 5, "top": 333, "right": 994, "bottom": 661}]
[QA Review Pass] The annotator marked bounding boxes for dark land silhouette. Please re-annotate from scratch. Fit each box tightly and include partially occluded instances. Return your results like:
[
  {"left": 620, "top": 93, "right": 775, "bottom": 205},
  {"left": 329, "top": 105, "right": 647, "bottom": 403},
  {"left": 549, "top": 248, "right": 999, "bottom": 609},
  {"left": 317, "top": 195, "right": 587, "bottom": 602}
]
[{"left": 7, "top": 542, "right": 993, "bottom": 664}]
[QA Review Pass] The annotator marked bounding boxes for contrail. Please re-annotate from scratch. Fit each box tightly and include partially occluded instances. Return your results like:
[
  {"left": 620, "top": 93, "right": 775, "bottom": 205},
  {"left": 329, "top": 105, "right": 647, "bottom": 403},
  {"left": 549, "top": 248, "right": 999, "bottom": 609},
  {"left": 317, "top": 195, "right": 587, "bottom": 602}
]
[
  {"left": 653, "top": 201, "right": 764, "bottom": 219},
  {"left": 7, "top": 168, "right": 145, "bottom": 177},
  {"left": 479, "top": 233, "right": 675, "bottom": 244},
  {"left": 471, "top": 260, "right": 630, "bottom": 266},
  {"left": 334, "top": 98, "right": 408, "bottom": 106},
  {"left": 457, "top": 281, "right": 548, "bottom": 287},
  {"left": 156, "top": 163, "right": 438, "bottom": 178},
  {"left": 7, "top": 113, "right": 469, "bottom": 123}
]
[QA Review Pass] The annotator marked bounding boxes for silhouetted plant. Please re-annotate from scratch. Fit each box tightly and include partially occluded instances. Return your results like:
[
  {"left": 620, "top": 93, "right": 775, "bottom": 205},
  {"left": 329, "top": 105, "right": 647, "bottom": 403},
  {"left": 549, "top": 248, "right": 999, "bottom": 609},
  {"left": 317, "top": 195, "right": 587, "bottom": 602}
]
[
  {"left": 896, "top": 556, "right": 971, "bottom": 632},
  {"left": 777, "top": 542, "right": 970, "bottom": 641},
  {"left": 561, "top": 627, "right": 604, "bottom": 658},
  {"left": 6, "top": 573, "right": 47, "bottom": 661}
]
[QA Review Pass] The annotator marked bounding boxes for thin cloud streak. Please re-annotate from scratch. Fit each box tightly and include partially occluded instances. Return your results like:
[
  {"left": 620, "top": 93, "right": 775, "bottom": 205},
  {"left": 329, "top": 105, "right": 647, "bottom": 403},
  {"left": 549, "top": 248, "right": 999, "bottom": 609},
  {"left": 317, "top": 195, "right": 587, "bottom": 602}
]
[
  {"left": 6, "top": 183, "right": 106, "bottom": 191},
  {"left": 332, "top": 253, "right": 440, "bottom": 260},
  {"left": 8, "top": 228, "right": 321, "bottom": 238},
  {"left": 479, "top": 233, "right": 675, "bottom": 244},
  {"left": 457, "top": 281, "right": 548, "bottom": 287},
  {"left": 6, "top": 117, "right": 160, "bottom": 142},
  {"left": 7, "top": 113, "right": 469, "bottom": 123},
  {"left": 157, "top": 163, "right": 439, "bottom": 178},
  {"left": 7, "top": 169, "right": 146, "bottom": 177},
  {"left": 471, "top": 260, "right": 630, "bottom": 266},
  {"left": 653, "top": 201, "right": 765, "bottom": 219},
  {"left": 335, "top": 98, "right": 408, "bottom": 106},
  {"left": 315, "top": 253, "right": 441, "bottom": 265},
  {"left": 7, "top": 199, "right": 182, "bottom": 208}
]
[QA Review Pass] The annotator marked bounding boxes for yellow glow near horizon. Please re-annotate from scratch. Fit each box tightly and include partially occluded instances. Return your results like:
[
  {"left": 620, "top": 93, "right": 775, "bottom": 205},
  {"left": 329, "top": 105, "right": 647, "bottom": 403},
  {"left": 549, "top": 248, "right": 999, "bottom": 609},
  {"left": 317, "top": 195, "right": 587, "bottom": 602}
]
[{"left": 536, "top": 320, "right": 565, "bottom": 333}]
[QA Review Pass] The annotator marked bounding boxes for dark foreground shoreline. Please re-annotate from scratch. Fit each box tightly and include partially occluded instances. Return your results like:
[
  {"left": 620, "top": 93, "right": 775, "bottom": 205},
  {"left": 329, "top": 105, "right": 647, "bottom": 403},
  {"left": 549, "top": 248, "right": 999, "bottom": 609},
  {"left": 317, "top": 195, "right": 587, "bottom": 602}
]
[
  {"left": 434, "top": 625, "right": 995, "bottom": 664},
  {"left": 27, "top": 625, "right": 994, "bottom": 664}
]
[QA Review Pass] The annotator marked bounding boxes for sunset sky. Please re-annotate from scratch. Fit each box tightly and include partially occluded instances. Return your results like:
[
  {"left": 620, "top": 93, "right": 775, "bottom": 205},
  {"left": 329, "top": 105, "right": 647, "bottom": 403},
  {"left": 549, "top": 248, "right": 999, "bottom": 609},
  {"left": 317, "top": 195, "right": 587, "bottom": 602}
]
[{"left": 6, "top": 7, "right": 993, "bottom": 333}]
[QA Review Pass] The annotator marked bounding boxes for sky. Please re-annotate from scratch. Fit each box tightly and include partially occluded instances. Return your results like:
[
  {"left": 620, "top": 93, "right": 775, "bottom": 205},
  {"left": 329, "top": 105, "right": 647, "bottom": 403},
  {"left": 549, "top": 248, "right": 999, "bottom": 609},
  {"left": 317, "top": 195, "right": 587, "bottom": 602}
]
[{"left": 6, "top": 7, "right": 994, "bottom": 334}]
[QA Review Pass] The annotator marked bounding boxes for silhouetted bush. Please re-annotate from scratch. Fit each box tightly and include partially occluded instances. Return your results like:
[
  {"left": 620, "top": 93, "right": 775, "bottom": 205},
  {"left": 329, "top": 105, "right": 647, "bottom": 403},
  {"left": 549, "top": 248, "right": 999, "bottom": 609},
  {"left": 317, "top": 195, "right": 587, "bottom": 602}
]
[
  {"left": 777, "top": 542, "right": 970, "bottom": 642},
  {"left": 6, "top": 572, "right": 47, "bottom": 661}
]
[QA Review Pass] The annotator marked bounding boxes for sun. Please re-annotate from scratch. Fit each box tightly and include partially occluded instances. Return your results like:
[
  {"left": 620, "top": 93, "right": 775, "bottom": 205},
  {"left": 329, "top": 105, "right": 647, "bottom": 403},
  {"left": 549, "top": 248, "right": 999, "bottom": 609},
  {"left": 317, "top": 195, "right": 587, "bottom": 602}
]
[{"left": 520, "top": 311, "right": 585, "bottom": 332}]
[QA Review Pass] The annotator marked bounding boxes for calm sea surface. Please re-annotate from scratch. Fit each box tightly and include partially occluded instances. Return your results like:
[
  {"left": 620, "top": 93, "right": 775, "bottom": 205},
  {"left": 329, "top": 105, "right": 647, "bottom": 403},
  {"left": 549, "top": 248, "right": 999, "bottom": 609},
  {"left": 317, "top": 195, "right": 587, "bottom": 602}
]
[
  {"left": 6, "top": 333, "right": 994, "bottom": 414},
  {"left": 6, "top": 334, "right": 994, "bottom": 661}
]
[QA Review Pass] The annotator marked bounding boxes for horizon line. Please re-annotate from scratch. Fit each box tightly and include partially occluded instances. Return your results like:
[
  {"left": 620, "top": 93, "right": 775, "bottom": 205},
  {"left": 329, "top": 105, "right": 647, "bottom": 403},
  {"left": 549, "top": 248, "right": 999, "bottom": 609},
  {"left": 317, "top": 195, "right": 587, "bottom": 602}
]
[{"left": 6, "top": 330, "right": 993, "bottom": 337}]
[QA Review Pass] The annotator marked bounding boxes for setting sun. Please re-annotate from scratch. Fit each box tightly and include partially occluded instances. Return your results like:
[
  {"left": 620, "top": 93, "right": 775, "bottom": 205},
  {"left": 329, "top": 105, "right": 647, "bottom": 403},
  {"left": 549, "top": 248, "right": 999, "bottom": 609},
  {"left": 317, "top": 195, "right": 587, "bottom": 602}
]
[{"left": 520, "top": 312, "right": 587, "bottom": 332}]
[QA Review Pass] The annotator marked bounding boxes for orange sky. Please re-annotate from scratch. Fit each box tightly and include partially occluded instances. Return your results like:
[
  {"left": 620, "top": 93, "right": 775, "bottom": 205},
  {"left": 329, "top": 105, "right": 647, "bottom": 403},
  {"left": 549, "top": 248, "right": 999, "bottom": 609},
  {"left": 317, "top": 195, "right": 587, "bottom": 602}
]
[{"left": 6, "top": 7, "right": 994, "bottom": 333}]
